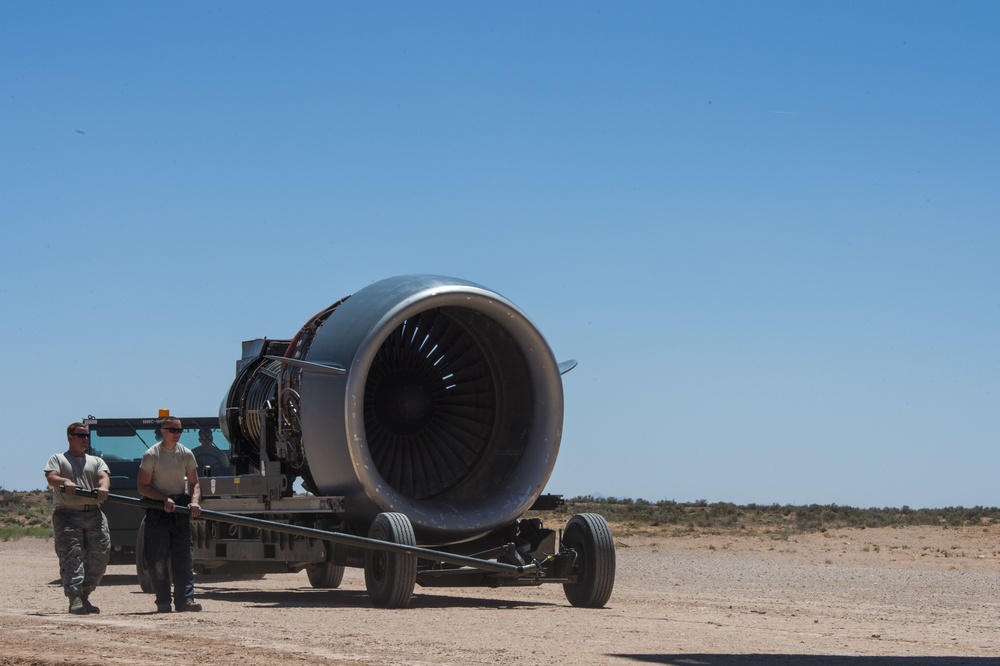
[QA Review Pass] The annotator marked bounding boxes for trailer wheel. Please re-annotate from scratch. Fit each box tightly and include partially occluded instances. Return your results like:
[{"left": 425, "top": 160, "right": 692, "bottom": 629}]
[
  {"left": 136, "top": 517, "right": 153, "bottom": 594},
  {"left": 307, "top": 558, "right": 345, "bottom": 589},
  {"left": 561, "top": 513, "right": 615, "bottom": 608},
  {"left": 364, "top": 512, "right": 417, "bottom": 608}
]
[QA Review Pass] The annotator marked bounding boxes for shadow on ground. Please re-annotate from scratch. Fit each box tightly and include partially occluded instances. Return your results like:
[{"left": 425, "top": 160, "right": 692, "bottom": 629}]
[
  {"left": 92, "top": 574, "right": 140, "bottom": 587},
  {"left": 59, "top": 573, "right": 556, "bottom": 609},
  {"left": 48, "top": 574, "right": 141, "bottom": 588},
  {"left": 195, "top": 585, "right": 555, "bottom": 610},
  {"left": 612, "top": 656, "right": 1000, "bottom": 666}
]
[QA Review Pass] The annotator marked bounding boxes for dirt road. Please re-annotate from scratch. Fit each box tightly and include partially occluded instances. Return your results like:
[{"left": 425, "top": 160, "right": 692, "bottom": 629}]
[{"left": 2, "top": 526, "right": 999, "bottom": 665}]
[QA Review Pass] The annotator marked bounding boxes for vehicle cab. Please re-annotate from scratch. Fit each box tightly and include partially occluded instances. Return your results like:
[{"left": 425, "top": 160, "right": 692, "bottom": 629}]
[{"left": 84, "top": 415, "right": 229, "bottom": 564}]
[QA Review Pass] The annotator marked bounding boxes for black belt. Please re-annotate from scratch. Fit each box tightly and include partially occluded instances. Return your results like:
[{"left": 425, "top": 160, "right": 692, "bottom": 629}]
[{"left": 57, "top": 505, "right": 98, "bottom": 512}]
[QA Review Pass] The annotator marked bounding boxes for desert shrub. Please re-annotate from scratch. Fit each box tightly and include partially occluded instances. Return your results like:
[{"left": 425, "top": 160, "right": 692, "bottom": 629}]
[
  {"left": 0, "top": 489, "right": 54, "bottom": 539},
  {"left": 1, "top": 526, "right": 51, "bottom": 541},
  {"left": 532, "top": 497, "right": 1000, "bottom": 534}
]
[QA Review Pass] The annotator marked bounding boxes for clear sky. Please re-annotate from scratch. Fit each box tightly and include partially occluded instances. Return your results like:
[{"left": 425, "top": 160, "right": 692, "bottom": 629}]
[{"left": 2, "top": 2, "right": 997, "bottom": 508}]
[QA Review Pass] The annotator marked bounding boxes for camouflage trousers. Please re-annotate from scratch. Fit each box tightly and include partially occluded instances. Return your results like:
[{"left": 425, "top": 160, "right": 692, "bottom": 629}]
[{"left": 52, "top": 508, "right": 111, "bottom": 598}]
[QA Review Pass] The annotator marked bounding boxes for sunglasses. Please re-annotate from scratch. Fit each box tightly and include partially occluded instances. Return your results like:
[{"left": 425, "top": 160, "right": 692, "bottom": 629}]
[
  {"left": 71, "top": 433, "right": 91, "bottom": 439},
  {"left": 163, "top": 427, "right": 183, "bottom": 434}
]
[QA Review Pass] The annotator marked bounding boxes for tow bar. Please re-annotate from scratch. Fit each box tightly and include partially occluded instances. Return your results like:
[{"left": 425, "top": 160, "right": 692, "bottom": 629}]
[{"left": 67, "top": 487, "right": 537, "bottom": 576}]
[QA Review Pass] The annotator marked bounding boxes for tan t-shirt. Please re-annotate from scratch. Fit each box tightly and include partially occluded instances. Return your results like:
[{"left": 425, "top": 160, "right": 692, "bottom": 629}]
[
  {"left": 139, "top": 442, "right": 196, "bottom": 496},
  {"left": 44, "top": 452, "right": 110, "bottom": 509}
]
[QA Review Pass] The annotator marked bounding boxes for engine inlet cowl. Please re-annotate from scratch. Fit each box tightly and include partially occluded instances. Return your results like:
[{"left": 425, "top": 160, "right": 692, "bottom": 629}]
[{"left": 225, "top": 275, "right": 567, "bottom": 544}]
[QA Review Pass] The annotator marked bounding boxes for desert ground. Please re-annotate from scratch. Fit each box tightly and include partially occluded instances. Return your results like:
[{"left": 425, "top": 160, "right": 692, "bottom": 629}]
[{"left": 2, "top": 525, "right": 999, "bottom": 666}]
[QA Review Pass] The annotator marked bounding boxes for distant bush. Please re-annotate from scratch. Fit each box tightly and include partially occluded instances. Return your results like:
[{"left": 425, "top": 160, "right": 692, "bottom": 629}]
[
  {"left": 531, "top": 497, "right": 1000, "bottom": 535},
  {"left": 0, "top": 526, "right": 51, "bottom": 541},
  {"left": 0, "top": 488, "right": 54, "bottom": 540},
  {"left": 2, "top": 488, "right": 998, "bottom": 541}
]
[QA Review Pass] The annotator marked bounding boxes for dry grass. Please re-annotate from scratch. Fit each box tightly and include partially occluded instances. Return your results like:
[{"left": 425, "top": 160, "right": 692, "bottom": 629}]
[
  {"left": 0, "top": 488, "right": 53, "bottom": 540},
  {"left": 5, "top": 488, "right": 1000, "bottom": 541},
  {"left": 529, "top": 496, "right": 1000, "bottom": 537}
]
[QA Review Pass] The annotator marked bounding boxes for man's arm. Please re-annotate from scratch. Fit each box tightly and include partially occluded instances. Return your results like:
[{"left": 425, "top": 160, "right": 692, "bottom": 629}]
[
  {"left": 138, "top": 467, "right": 180, "bottom": 513},
  {"left": 95, "top": 469, "right": 110, "bottom": 502},
  {"left": 186, "top": 468, "right": 202, "bottom": 518},
  {"left": 137, "top": 467, "right": 166, "bottom": 501},
  {"left": 45, "top": 468, "right": 77, "bottom": 494}
]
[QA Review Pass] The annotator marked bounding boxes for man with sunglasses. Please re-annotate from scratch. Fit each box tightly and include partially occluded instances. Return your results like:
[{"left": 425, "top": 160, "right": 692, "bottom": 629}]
[
  {"left": 44, "top": 422, "right": 111, "bottom": 615},
  {"left": 137, "top": 416, "right": 204, "bottom": 613}
]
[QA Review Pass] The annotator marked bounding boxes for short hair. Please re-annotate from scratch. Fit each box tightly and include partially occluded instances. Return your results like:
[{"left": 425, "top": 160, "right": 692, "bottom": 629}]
[
  {"left": 66, "top": 422, "right": 88, "bottom": 436},
  {"left": 160, "top": 416, "right": 182, "bottom": 428}
]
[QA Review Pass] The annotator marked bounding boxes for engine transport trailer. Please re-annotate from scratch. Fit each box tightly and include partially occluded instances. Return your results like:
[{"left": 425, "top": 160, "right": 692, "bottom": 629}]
[{"left": 84, "top": 275, "right": 616, "bottom": 608}]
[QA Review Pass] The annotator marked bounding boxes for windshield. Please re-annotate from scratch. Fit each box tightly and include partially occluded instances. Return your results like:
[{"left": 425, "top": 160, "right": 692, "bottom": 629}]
[{"left": 87, "top": 417, "right": 231, "bottom": 474}]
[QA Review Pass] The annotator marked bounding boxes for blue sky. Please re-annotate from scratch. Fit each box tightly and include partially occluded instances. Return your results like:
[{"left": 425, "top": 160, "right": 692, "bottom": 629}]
[{"left": 2, "top": 2, "right": 997, "bottom": 507}]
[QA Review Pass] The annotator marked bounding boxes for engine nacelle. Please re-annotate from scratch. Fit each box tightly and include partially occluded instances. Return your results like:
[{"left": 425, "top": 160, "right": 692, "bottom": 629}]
[{"left": 221, "top": 275, "right": 567, "bottom": 544}]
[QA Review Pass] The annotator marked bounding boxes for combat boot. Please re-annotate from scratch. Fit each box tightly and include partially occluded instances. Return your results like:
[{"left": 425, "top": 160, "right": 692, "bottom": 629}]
[
  {"left": 69, "top": 597, "right": 87, "bottom": 615},
  {"left": 81, "top": 596, "right": 100, "bottom": 614}
]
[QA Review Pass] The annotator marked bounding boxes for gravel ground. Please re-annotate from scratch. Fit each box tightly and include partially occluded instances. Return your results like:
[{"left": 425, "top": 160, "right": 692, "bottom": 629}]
[{"left": 2, "top": 525, "right": 999, "bottom": 665}]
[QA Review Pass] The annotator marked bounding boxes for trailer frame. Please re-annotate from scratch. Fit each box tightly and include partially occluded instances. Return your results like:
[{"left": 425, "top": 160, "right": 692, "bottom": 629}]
[{"left": 71, "top": 488, "right": 615, "bottom": 609}]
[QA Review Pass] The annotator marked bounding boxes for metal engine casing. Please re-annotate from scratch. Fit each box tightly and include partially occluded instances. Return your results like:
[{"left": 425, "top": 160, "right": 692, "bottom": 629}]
[{"left": 223, "top": 275, "right": 565, "bottom": 544}]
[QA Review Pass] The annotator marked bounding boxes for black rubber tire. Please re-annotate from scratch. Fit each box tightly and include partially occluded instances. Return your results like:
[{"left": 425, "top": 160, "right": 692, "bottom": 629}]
[
  {"left": 561, "top": 513, "right": 616, "bottom": 608},
  {"left": 306, "top": 555, "right": 346, "bottom": 589},
  {"left": 364, "top": 512, "right": 417, "bottom": 608},
  {"left": 135, "top": 517, "right": 153, "bottom": 594}
]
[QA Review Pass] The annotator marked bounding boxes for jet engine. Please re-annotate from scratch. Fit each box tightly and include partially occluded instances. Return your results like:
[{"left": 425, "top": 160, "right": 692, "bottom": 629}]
[{"left": 220, "top": 275, "right": 571, "bottom": 544}]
